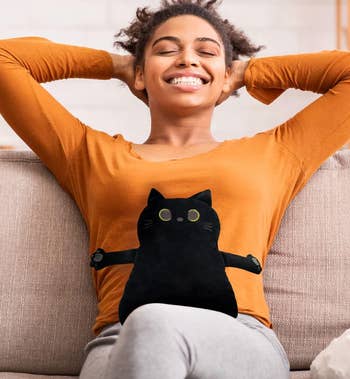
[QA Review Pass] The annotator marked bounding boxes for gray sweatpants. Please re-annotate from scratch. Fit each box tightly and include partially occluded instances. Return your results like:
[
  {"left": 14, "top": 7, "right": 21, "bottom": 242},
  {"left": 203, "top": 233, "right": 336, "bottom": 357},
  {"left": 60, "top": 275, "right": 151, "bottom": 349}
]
[{"left": 79, "top": 303, "right": 290, "bottom": 379}]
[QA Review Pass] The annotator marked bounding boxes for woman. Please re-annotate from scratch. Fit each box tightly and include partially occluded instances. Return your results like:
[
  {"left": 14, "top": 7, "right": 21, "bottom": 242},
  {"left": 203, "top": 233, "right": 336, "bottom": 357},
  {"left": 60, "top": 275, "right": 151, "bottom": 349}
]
[{"left": 1, "top": 0, "right": 349, "bottom": 378}]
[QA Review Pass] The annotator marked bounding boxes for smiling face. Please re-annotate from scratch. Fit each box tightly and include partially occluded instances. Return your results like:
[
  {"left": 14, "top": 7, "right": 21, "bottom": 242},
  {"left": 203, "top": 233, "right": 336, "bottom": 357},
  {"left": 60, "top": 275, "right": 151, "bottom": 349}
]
[{"left": 134, "top": 14, "right": 232, "bottom": 112}]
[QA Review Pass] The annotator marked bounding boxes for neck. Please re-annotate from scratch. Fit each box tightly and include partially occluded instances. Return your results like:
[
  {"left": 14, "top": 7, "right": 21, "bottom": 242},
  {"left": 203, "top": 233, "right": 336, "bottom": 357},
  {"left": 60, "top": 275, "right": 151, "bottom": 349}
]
[{"left": 144, "top": 105, "right": 217, "bottom": 147}]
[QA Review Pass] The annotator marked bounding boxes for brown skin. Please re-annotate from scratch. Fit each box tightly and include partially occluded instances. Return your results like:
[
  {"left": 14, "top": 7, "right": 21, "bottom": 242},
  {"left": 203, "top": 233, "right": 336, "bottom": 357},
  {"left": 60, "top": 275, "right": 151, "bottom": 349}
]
[
  {"left": 115, "top": 54, "right": 247, "bottom": 107},
  {"left": 111, "top": 15, "right": 249, "bottom": 147}
]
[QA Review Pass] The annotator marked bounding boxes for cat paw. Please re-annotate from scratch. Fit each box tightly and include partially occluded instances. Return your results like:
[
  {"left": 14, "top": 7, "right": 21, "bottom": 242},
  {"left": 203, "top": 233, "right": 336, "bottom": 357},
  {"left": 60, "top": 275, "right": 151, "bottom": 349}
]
[
  {"left": 90, "top": 248, "right": 106, "bottom": 270},
  {"left": 246, "top": 254, "right": 262, "bottom": 272}
]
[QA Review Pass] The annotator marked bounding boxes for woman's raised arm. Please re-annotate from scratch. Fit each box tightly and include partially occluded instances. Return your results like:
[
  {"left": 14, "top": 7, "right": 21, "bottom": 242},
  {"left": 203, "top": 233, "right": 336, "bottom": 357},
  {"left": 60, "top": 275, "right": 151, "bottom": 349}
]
[
  {"left": 244, "top": 50, "right": 350, "bottom": 197},
  {"left": 0, "top": 36, "right": 113, "bottom": 192}
]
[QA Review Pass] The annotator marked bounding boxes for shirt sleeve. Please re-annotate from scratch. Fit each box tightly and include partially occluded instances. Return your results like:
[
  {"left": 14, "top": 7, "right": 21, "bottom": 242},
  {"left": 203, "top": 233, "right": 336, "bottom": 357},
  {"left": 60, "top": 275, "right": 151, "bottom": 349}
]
[
  {"left": 244, "top": 50, "right": 350, "bottom": 191},
  {"left": 0, "top": 36, "right": 114, "bottom": 192}
]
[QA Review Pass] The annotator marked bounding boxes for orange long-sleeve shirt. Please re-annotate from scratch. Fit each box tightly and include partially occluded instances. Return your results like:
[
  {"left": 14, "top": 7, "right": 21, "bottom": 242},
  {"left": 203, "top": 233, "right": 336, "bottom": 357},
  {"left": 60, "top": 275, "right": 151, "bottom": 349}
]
[{"left": 1, "top": 37, "right": 349, "bottom": 336}]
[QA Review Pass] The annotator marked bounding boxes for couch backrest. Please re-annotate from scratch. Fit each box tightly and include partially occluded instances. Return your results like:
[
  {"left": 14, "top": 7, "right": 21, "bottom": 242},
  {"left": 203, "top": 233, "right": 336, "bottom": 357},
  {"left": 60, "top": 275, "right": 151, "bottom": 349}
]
[
  {"left": 0, "top": 149, "right": 349, "bottom": 375},
  {"left": 0, "top": 150, "right": 96, "bottom": 376},
  {"left": 264, "top": 149, "right": 350, "bottom": 370}
]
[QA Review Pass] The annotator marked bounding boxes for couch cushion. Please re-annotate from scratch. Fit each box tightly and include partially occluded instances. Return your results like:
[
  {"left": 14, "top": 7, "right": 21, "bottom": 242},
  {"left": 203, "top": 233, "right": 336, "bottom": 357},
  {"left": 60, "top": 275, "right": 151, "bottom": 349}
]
[
  {"left": 264, "top": 150, "right": 350, "bottom": 370},
  {"left": 0, "top": 374, "right": 76, "bottom": 379},
  {"left": 0, "top": 151, "right": 97, "bottom": 376},
  {"left": 0, "top": 373, "right": 309, "bottom": 379},
  {"left": 290, "top": 372, "right": 310, "bottom": 379}
]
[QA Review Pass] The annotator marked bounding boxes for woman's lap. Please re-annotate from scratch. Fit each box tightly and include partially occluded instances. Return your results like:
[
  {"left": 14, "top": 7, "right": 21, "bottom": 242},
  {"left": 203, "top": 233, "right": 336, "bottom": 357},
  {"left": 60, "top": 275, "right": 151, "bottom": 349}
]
[{"left": 79, "top": 303, "right": 290, "bottom": 379}]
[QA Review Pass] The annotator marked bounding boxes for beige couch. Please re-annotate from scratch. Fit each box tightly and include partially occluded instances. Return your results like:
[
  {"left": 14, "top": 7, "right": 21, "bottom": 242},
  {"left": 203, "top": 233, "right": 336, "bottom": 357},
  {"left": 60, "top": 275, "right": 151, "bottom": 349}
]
[{"left": 0, "top": 148, "right": 349, "bottom": 379}]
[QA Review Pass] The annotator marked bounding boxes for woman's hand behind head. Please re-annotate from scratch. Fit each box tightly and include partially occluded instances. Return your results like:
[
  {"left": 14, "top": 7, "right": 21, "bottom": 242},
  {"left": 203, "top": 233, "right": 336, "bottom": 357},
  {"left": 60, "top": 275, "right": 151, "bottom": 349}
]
[
  {"left": 110, "top": 53, "right": 149, "bottom": 106},
  {"left": 215, "top": 60, "right": 249, "bottom": 106}
]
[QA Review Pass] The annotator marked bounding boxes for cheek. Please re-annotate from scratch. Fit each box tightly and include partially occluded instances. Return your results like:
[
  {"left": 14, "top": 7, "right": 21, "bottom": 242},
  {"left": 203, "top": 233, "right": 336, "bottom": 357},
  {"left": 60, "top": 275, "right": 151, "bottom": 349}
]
[
  {"left": 142, "top": 62, "right": 166, "bottom": 90},
  {"left": 210, "top": 72, "right": 227, "bottom": 95},
  {"left": 206, "top": 60, "right": 227, "bottom": 84},
  {"left": 214, "top": 65, "right": 227, "bottom": 82}
]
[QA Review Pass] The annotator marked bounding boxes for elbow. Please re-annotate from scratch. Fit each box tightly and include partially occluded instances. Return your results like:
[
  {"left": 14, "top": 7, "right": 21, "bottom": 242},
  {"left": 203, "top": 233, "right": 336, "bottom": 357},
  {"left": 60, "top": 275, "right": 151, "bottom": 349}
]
[
  {"left": 0, "top": 36, "right": 51, "bottom": 62},
  {"left": 0, "top": 40, "right": 17, "bottom": 65}
]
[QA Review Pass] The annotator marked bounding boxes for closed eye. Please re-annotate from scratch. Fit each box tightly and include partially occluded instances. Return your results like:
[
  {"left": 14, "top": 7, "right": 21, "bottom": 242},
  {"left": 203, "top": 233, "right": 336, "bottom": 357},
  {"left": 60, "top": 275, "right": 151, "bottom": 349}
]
[
  {"left": 200, "top": 51, "right": 215, "bottom": 56},
  {"left": 158, "top": 51, "right": 216, "bottom": 56}
]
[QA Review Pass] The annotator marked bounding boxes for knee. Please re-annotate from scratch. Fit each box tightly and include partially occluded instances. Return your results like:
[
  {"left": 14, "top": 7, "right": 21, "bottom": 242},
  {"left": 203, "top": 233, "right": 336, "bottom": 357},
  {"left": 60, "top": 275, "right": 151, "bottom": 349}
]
[{"left": 122, "top": 303, "right": 174, "bottom": 337}]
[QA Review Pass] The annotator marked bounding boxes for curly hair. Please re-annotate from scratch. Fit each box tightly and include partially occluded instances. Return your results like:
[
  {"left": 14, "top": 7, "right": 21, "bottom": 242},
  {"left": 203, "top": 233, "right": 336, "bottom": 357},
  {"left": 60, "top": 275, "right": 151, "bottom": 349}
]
[{"left": 113, "top": 0, "right": 265, "bottom": 98}]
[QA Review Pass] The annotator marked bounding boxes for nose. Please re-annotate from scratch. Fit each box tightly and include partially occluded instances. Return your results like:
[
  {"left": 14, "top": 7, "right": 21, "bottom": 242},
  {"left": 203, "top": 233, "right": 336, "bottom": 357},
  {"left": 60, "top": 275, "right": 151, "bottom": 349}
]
[
  {"left": 176, "top": 217, "right": 184, "bottom": 222},
  {"left": 175, "top": 48, "right": 200, "bottom": 67}
]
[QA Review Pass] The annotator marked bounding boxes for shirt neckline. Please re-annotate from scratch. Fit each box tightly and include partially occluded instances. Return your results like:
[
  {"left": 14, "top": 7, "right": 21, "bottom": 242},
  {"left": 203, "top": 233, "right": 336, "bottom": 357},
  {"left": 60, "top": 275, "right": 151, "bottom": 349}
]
[{"left": 117, "top": 134, "right": 229, "bottom": 163}]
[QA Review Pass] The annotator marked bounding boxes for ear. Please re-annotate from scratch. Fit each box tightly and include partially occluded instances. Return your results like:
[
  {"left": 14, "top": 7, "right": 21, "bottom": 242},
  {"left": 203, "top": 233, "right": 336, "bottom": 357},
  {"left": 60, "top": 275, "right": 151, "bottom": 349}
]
[
  {"left": 148, "top": 188, "right": 165, "bottom": 205},
  {"left": 189, "top": 189, "right": 212, "bottom": 206},
  {"left": 222, "top": 65, "right": 232, "bottom": 94},
  {"left": 134, "top": 64, "right": 146, "bottom": 91}
]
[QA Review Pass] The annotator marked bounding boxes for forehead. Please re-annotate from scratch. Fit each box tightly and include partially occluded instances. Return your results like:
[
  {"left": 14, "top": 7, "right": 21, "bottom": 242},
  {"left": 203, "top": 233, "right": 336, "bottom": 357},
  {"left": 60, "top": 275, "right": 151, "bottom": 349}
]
[{"left": 149, "top": 14, "right": 223, "bottom": 46}]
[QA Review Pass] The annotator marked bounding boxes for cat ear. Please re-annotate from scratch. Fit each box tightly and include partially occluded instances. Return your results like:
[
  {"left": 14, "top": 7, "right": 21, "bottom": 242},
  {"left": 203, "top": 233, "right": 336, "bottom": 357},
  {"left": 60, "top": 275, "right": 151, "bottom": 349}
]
[
  {"left": 147, "top": 188, "right": 165, "bottom": 205},
  {"left": 188, "top": 189, "right": 212, "bottom": 206}
]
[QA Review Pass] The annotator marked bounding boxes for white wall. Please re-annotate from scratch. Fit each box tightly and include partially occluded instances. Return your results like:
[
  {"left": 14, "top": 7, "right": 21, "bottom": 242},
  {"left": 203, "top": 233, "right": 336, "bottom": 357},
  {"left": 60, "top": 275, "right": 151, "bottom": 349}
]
[{"left": 0, "top": 0, "right": 348, "bottom": 149}]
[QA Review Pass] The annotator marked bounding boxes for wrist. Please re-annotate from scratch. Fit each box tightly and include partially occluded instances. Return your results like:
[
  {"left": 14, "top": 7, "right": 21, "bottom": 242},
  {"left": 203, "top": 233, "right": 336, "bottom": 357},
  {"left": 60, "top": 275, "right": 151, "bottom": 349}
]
[
  {"left": 241, "top": 60, "right": 250, "bottom": 86},
  {"left": 231, "top": 60, "right": 249, "bottom": 91},
  {"left": 236, "top": 60, "right": 249, "bottom": 88},
  {"left": 109, "top": 53, "right": 128, "bottom": 80}
]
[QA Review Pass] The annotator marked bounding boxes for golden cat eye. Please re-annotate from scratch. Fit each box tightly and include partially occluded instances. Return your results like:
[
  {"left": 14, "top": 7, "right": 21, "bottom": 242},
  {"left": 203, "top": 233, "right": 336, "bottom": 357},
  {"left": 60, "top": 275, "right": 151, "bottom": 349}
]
[
  {"left": 188, "top": 209, "right": 200, "bottom": 222},
  {"left": 159, "top": 208, "right": 172, "bottom": 221}
]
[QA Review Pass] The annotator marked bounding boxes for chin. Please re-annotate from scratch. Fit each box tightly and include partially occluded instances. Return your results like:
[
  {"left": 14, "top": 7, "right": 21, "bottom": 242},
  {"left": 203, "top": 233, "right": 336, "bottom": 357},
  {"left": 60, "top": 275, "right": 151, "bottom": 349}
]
[{"left": 153, "top": 96, "right": 214, "bottom": 110}]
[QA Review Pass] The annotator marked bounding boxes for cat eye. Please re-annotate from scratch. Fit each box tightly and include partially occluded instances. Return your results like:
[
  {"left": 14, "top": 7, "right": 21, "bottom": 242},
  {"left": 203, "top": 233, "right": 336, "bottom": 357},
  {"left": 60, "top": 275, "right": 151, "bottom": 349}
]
[
  {"left": 187, "top": 209, "right": 200, "bottom": 222},
  {"left": 158, "top": 208, "right": 172, "bottom": 222}
]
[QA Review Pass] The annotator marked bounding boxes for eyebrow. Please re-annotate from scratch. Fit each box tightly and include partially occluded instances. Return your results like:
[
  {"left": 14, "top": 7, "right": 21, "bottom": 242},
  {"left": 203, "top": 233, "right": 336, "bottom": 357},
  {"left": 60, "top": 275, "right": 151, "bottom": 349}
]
[{"left": 151, "top": 36, "right": 221, "bottom": 48}]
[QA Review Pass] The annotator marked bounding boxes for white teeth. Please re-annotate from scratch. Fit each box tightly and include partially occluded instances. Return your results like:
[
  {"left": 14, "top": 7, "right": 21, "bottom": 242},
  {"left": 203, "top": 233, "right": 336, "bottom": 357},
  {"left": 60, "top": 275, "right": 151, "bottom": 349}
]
[{"left": 169, "top": 76, "right": 204, "bottom": 86}]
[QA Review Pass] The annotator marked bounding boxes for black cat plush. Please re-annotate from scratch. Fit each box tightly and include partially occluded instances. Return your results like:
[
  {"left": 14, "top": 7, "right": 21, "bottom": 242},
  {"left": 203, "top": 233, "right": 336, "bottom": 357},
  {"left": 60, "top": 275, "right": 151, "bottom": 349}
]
[{"left": 90, "top": 188, "right": 262, "bottom": 324}]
